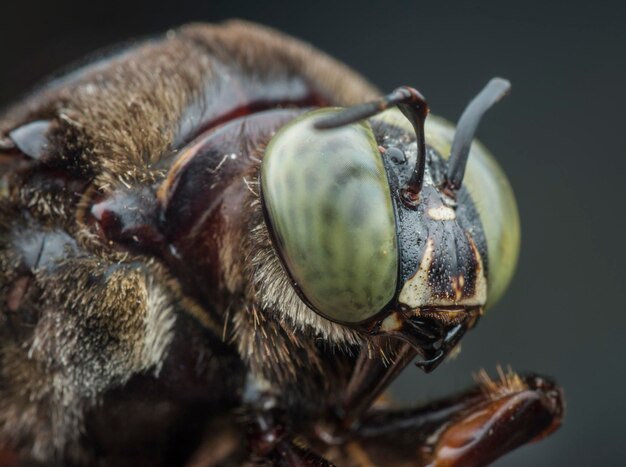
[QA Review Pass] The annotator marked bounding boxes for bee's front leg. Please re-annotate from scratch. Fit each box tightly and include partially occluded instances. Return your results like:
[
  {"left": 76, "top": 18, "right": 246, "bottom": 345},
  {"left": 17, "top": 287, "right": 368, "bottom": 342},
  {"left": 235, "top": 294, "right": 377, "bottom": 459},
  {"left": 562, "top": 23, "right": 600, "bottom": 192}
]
[{"left": 327, "top": 370, "right": 563, "bottom": 467}]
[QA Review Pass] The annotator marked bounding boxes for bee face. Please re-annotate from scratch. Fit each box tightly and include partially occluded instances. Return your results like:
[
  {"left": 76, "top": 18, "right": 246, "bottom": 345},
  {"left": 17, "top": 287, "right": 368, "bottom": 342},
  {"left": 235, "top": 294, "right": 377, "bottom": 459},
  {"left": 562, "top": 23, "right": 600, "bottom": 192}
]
[
  {"left": 258, "top": 84, "right": 519, "bottom": 367},
  {"left": 260, "top": 110, "right": 488, "bottom": 321},
  {"left": 378, "top": 114, "right": 519, "bottom": 312}
]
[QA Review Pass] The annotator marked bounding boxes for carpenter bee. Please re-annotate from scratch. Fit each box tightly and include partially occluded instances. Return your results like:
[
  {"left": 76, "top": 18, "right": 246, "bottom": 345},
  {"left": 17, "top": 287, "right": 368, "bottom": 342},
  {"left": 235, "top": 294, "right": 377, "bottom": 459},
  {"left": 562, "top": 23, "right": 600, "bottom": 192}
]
[{"left": 0, "top": 20, "right": 563, "bottom": 466}]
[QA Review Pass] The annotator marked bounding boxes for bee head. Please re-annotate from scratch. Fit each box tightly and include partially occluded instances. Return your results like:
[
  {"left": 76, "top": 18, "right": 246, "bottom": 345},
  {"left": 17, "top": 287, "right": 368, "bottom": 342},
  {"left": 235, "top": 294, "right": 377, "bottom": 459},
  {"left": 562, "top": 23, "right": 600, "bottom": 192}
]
[{"left": 260, "top": 79, "right": 517, "bottom": 371}]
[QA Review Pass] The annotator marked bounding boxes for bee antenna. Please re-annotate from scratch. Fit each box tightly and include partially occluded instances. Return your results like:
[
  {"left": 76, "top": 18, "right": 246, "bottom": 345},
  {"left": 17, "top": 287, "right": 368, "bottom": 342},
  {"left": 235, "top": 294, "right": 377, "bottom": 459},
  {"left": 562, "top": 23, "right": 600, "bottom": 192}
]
[
  {"left": 446, "top": 78, "right": 511, "bottom": 190},
  {"left": 315, "top": 87, "right": 429, "bottom": 203}
]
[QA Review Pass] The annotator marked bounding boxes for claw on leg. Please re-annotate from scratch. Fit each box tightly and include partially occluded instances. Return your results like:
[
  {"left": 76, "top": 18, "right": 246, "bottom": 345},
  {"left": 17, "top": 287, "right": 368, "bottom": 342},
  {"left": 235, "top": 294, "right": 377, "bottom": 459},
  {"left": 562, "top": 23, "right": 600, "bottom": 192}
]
[
  {"left": 424, "top": 369, "right": 564, "bottom": 467},
  {"left": 324, "top": 367, "right": 564, "bottom": 467}
]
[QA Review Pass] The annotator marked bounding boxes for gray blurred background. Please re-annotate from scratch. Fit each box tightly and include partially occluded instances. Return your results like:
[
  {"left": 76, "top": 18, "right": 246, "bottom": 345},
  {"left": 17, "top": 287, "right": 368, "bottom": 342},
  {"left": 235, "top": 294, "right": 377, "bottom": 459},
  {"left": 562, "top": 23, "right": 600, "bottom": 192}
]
[{"left": 1, "top": 1, "right": 624, "bottom": 465}]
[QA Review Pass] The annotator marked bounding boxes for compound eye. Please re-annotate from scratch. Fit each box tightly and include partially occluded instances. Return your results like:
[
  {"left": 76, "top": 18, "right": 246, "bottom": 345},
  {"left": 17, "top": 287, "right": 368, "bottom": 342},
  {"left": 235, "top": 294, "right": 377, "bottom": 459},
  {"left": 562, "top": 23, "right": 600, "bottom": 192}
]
[{"left": 261, "top": 109, "right": 398, "bottom": 323}]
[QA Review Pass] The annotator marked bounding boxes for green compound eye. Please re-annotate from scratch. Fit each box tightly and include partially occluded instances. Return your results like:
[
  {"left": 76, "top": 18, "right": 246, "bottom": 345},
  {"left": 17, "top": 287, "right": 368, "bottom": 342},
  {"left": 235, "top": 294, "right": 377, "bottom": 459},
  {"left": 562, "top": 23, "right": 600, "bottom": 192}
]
[{"left": 261, "top": 109, "right": 398, "bottom": 323}]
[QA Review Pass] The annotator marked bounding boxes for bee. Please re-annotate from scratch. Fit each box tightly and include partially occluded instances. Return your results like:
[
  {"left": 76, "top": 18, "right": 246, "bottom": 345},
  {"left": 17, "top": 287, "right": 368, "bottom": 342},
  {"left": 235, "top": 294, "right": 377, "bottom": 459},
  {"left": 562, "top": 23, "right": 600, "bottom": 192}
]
[{"left": 0, "top": 20, "right": 563, "bottom": 466}]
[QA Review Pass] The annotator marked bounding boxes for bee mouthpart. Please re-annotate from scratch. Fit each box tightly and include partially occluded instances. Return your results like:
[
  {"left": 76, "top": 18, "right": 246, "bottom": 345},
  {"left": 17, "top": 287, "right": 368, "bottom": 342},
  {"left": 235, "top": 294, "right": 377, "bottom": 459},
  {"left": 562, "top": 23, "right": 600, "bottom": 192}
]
[{"left": 374, "top": 306, "right": 482, "bottom": 373}]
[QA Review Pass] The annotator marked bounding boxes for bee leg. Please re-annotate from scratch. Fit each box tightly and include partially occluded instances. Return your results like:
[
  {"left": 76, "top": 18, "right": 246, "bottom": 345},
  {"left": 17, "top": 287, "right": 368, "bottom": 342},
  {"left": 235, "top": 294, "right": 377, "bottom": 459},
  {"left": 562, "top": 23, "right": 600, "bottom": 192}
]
[
  {"left": 339, "top": 339, "right": 418, "bottom": 428},
  {"left": 328, "top": 371, "right": 563, "bottom": 467},
  {"left": 245, "top": 383, "right": 336, "bottom": 466},
  {"left": 252, "top": 437, "right": 337, "bottom": 467},
  {"left": 339, "top": 315, "right": 479, "bottom": 431},
  {"left": 247, "top": 415, "right": 337, "bottom": 466}
]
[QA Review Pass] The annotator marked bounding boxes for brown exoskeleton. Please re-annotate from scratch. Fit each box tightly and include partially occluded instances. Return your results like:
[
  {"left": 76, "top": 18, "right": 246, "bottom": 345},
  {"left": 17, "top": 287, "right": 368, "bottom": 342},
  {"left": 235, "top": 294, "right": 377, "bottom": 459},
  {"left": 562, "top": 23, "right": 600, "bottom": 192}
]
[{"left": 0, "top": 20, "right": 563, "bottom": 466}]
